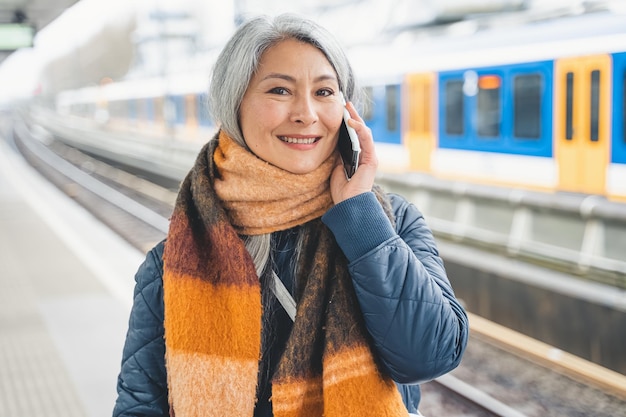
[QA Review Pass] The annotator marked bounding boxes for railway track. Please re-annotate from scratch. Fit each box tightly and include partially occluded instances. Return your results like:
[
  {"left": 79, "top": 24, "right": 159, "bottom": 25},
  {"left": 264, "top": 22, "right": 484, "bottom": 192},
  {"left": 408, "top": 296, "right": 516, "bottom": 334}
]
[
  {"left": 8, "top": 112, "right": 626, "bottom": 417},
  {"left": 427, "top": 374, "right": 530, "bottom": 417},
  {"left": 11, "top": 114, "right": 171, "bottom": 252}
]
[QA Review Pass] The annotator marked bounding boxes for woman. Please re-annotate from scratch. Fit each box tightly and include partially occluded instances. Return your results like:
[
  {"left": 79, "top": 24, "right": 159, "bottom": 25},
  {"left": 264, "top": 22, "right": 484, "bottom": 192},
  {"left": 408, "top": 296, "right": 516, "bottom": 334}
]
[{"left": 113, "top": 13, "right": 468, "bottom": 417}]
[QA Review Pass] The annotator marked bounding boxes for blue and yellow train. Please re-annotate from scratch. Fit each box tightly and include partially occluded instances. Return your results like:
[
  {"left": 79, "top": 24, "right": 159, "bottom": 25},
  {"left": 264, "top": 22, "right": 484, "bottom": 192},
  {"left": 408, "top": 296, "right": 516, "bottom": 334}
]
[{"left": 54, "top": 11, "right": 626, "bottom": 201}]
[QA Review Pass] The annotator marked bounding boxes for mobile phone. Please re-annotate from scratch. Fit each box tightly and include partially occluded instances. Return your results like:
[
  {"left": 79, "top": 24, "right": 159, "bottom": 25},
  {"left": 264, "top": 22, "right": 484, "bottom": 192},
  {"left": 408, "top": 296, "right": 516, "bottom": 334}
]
[{"left": 338, "top": 92, "right": 360, "bottom": 179}]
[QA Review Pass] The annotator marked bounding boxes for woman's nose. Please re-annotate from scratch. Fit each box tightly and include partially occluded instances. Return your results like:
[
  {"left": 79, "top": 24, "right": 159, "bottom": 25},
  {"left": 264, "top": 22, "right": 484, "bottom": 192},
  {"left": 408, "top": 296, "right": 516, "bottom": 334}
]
[{"left": 289, "top": 95, "right": 318, "bottom": 125}]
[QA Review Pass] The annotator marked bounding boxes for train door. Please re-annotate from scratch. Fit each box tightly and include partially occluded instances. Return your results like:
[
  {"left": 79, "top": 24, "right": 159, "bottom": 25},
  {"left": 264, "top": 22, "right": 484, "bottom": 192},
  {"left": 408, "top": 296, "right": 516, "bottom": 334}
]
[
  {"left": 405, "top": 73, "right": 436, "bottom": 171},
  {"left": 554, "top": 55, "right": 611, "bottom": 195}
]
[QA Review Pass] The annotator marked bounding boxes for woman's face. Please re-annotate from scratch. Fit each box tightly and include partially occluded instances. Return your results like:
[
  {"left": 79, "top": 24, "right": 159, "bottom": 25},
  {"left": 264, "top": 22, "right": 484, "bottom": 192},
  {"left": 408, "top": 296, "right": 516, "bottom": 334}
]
[{"left": 239, "top": 38, "right": 343, "bottom": 174}]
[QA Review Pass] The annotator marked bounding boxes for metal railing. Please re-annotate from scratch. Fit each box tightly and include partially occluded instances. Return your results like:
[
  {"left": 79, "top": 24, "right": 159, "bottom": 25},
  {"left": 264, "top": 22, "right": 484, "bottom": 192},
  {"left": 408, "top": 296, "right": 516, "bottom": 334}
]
[{"left": 376, "top": 172, "right": 626, "bottom": 288}]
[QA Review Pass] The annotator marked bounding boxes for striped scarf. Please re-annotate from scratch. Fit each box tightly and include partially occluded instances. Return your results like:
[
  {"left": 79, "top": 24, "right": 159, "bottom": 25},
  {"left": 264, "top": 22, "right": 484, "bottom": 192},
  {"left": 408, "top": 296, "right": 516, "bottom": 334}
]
[{"left": 163, "top": 132, "right": 408, "bottom": 416}]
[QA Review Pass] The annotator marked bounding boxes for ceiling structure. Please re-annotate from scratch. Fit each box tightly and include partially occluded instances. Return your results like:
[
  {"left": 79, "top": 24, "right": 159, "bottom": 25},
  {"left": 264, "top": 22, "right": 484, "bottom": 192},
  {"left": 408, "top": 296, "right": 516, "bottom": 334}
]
[
  {"left": 0, "top": 0, "right": 79, "bottom": 62},
  {"left": 0, "top": 0, "right": 79, "bottom": 28}
]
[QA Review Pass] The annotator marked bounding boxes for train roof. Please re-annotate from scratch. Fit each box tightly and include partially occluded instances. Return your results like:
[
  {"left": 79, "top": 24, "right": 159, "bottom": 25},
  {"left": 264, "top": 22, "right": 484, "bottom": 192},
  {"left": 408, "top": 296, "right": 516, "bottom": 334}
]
[
  {"left": 350, "top": 10, "right": 626, "bottom": 79},
  {"left": 56, "top": 71, "right": 210, "bottom": 105}
]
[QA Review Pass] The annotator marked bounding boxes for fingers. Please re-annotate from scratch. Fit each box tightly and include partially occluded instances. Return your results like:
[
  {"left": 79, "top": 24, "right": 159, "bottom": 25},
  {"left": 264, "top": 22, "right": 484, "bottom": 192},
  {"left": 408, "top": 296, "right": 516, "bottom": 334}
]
[
  {"left": 344, "top": 100, "right": 364, "bottom": 123},
  {"left": 329, "top": 100, "right": 378, "bottom": 204},
  {"left": 344, "top": 101, "right": 377, "bottom": 167}
]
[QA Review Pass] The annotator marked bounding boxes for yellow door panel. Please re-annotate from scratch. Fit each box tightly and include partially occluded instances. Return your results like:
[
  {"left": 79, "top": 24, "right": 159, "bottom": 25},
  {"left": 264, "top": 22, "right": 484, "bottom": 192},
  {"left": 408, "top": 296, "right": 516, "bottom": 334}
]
[
  {"left": 554, "top": 55, "right": 611, "bottom": 195},
  {"left": 405, "top": 73, "right": 436, "bottom": 172},
  {"left": 554, "top": 58, "right": 582, "bottom": 191}
]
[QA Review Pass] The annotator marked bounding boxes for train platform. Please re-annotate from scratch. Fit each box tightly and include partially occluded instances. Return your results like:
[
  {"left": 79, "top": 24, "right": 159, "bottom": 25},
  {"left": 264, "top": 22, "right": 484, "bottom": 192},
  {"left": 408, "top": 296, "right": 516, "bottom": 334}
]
[{"left": 0, "top": 134, "right": 144, "bottom": 416}]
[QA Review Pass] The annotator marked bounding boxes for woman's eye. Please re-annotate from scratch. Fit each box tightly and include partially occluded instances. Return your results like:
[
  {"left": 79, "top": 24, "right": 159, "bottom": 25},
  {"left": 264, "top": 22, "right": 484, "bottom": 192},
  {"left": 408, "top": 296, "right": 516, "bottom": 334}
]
[
  {"left": 317, "top": 88, "right": 333, "bottom": 97},
  {"left": 268, "top": 87, "right": 289, "bottom": 95}
]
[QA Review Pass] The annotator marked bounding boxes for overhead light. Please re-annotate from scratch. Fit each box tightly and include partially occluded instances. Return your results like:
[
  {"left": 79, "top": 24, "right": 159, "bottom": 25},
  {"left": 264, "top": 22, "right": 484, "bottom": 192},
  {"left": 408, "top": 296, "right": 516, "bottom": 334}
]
[
  {"left": 0, "top": 24, "right": 35, "bottom": 51},
  {"left": 12, "top": 9, "right": 28, "bottom": 24}
]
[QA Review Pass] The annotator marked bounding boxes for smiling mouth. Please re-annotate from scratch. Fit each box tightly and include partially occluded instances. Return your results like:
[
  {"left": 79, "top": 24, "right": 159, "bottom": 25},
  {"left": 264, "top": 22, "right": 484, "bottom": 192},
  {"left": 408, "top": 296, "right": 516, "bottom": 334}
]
[{"left": 279, "top": 136, "right": 319, "bottom": 144}]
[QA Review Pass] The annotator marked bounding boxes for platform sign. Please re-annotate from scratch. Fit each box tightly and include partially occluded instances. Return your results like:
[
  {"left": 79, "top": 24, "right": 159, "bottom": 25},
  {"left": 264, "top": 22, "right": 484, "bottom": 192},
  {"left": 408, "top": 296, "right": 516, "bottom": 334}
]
[{"left": 0, "top": 24, "right": 35, "bottom": 51}]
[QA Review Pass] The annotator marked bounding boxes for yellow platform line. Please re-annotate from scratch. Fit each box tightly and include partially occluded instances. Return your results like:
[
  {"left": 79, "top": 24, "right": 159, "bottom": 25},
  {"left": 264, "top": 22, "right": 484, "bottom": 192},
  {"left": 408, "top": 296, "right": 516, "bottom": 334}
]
[{"left": 468, "top": 313, "right": 626, "bottom": 400}]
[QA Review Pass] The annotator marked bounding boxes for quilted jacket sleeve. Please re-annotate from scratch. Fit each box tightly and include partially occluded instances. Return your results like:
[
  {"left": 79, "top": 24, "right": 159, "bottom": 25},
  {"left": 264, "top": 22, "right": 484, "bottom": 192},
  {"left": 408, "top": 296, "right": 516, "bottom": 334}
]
[
  {"left": 113, "top": 242, "right": 169, "bottom": 417},
  {"left": 322, "top": 191, "right": 469, "bottom": 384}
]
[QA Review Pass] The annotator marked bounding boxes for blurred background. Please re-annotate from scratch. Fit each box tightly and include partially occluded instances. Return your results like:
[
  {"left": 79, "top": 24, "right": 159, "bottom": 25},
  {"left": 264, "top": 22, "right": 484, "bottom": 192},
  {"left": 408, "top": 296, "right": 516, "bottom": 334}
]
[
  {"left": 2, "top": 0, "right": 622, "bottom": 102},
  {"left": 2, "top": 1, "right": 626, "bottom": 416}
]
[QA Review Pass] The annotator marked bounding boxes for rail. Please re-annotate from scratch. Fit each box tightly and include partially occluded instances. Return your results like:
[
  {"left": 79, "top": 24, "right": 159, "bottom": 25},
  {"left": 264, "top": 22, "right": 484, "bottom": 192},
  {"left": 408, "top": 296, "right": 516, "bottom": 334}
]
[
  {"left": 12, "top": 115, "right": 170, "bottom": 235},
  {"left": 375, "top": 172, "right": 626, "bottom": 287}
]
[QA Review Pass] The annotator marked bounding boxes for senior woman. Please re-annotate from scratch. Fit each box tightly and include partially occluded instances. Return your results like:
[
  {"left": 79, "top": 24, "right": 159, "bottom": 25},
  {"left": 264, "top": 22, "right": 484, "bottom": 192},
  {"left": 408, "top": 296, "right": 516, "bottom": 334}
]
[{"left": 113, "top": 13, "right": 468, "bottom": 417}]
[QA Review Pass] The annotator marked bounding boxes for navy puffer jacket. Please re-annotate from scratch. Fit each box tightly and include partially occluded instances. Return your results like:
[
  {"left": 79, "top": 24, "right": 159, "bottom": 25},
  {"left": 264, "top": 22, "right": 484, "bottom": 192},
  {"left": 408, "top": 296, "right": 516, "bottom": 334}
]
[{"left": 113, "top": 192, "right": 469, "bottom": 416}]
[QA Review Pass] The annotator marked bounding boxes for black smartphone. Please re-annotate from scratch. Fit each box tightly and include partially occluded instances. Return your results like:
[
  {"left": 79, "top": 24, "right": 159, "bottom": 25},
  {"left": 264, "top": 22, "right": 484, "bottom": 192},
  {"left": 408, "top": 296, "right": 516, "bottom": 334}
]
[{"left": 338, "top": 92, "right": 360, "bottom": 179}]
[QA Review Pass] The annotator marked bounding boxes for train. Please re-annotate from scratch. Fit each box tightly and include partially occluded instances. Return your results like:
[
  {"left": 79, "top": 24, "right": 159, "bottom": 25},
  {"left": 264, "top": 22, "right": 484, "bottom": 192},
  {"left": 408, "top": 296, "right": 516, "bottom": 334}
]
[{"left": 51, "top": 10, "right": 626, "bottom": 201}]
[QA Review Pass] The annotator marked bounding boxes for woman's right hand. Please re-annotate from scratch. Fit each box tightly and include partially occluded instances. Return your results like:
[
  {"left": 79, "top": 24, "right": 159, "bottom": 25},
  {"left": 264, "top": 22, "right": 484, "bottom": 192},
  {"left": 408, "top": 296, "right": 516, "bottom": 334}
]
[{"left": 330, "top": 101, "right": 378, "bottom": 204}]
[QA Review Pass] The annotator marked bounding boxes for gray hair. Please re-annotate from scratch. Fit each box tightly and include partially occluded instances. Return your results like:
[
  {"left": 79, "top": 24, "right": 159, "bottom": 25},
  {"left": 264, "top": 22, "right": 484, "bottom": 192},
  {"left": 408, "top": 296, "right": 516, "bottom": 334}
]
[
  {"left": 209, "top": 14, "right": 355, "bottom": 304},
  {"left": 208, "top": 13, "right": 359, "bottom": 147}
]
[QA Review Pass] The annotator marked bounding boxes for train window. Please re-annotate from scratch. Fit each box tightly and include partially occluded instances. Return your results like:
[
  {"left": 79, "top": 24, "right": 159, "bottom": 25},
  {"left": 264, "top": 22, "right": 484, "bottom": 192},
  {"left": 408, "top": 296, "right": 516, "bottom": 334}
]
[
  {"left": 129, "top": 99, "right": 137, "bottom": 121},
  {"left": 145, "top": 98, "right": 154, "bottom": 120},
  {"left": 174, "top": 95, "right": 185, "bottom": 124},
  {"left": 109, "top": 100, "right": 126, "bottom": 118},
  {"left": 197, "top": 94, "right": 211, "bottom": 126},
  {"left": 477, "top": 75, "right": 501, "bottom": 137},
  {"left": 86, "top": 103, "right": 96, "bottom": 118},
  {"left": 566, "top": 72, "right": 574, "bottom": 140},
  {"left": 362, "top": 87, "right": 374, "bottom": 121},
  {"left": 386, "top": 85, "right": 399, "bottom": 131},
  {"left": 513, "top": 74, "right": 542, "bottom": 139},
  {"left": 590, "top": 70, "right": 600, "bottom": 142},
  {"left": 445, "top": 80, "right": 464, "bottom": 135},
  {"left": 155, "top": 98, "right": 163, "bottom": 122},
  {"left": 108, "top": 100, "right": 117, "bottom": 117}
]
